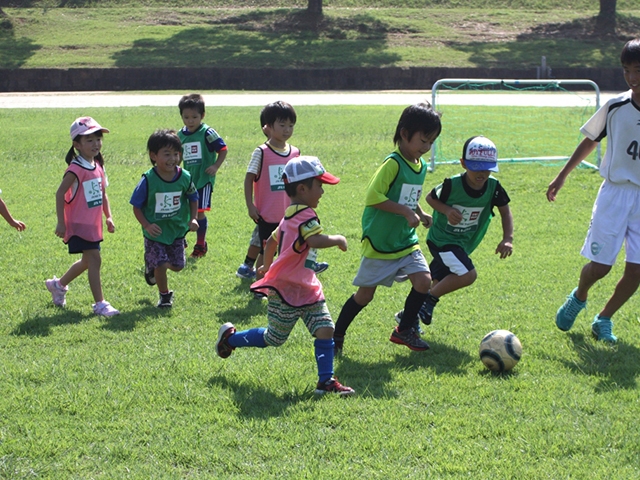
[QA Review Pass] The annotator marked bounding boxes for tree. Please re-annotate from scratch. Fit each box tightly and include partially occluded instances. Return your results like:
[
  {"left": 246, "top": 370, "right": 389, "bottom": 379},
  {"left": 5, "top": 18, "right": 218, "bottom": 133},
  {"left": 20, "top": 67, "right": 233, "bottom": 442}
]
[
  {"left": 596, "top": 0, "right": 617, "bottom": 35},
  {"left": 308, "top": 0, "right": 322, "bottom": 15}
]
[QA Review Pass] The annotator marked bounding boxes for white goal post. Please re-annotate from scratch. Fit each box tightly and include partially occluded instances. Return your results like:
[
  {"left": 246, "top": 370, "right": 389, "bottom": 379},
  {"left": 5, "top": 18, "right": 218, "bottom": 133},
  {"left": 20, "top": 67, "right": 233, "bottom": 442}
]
[{"left": 429, "top": 78, "right": 602, "bottom": 171}]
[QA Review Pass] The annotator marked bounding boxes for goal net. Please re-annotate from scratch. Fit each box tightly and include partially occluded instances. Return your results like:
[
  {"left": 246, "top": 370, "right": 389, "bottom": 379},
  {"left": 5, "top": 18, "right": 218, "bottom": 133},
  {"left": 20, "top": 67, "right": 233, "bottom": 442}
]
[{"left": 430, "top": 78, "right": 602, "bottom": 171}]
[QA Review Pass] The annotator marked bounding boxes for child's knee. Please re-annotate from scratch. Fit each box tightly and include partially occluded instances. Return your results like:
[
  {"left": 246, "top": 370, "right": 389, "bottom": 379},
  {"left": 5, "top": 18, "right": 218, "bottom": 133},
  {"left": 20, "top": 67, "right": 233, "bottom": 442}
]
[
  {"left": 314, "top": 326, "right": 334, "bottom": 340},
  {"left": 410, "top": 273, "right": 432, "bottom": 294}
]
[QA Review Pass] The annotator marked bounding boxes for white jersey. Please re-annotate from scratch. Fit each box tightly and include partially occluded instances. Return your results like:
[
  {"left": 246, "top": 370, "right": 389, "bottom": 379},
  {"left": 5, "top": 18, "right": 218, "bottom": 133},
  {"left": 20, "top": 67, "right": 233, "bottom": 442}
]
[{"left": 581, "top": 90, "right": 640, "bottom": 187}]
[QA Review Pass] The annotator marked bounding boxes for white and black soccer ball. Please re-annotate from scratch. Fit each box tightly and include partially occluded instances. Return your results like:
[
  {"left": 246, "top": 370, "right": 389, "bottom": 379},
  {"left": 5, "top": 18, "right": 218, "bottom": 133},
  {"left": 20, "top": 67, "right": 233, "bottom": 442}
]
[{"left": 479, "top": 330, "right": 522, "bottom": 372}]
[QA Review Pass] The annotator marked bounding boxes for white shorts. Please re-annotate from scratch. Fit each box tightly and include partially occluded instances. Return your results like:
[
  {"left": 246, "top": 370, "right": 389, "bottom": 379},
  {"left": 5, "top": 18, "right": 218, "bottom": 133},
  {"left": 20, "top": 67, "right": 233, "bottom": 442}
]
[
  {"left": 581, "top": 180, "right": 640, "bottom": 266},
  {"left": 353, "top": 249, "right": 430, "bottom": 288}
]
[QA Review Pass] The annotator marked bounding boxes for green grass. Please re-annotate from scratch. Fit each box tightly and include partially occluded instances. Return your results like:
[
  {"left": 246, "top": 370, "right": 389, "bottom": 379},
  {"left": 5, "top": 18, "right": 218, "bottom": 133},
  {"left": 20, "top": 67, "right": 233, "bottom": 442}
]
[
  {"left": 1, "top": 2, "right": 638, "bottom": 69},
  {"left": 1, "top": 104, "right": 639, "bottom": 478}
]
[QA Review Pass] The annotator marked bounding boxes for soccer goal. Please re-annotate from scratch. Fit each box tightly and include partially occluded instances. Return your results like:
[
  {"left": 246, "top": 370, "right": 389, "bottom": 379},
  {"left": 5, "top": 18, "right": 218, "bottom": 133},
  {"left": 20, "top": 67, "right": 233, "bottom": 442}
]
[{"left": 430, "top": 78, "right": 602, "bottom": 171}]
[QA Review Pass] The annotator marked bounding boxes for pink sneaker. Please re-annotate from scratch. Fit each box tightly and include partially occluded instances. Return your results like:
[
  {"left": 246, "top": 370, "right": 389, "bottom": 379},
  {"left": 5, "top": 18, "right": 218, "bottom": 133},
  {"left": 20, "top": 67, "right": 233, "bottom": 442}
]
[
  {"left": 45, "top": 277, "right": 68, "bottom": 307},
  {"left": 93, "top": 301, "right": 120, "bottom": 317}
]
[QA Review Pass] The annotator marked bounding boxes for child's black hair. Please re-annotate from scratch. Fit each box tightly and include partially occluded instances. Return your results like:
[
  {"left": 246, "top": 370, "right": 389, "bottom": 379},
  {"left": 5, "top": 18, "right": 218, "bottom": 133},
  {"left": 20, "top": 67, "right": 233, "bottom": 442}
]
[
  {"left": 65, "top": 132, "right": 105, "bottom": 166},
  {"left": 260, "top": 101, "right": 297, "bottom": 127},
  {"left": 179, "top": 93, "right": 205, "bottom": 115},
  {"left": 284, "top": 177, "right": 314, "bottom": 198},
  {"left": 147, "top": 129, "right": 182, "bottom": 165},
  {"left": 393, "top": 102, "right": 442, "bottom": 145},
  {"left": 621, "top": 38, "right": 640, "bottom": 65}
]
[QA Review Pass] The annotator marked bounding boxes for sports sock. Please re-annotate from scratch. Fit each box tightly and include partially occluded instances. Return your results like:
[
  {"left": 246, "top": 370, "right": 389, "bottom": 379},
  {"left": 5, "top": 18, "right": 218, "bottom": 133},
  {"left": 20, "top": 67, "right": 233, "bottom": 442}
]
[
  {"left": 196, "top": 216, "right": 208, "bottom": 246},
  {"left": 399, "top": 288, "right": 429, "bottom": 331},
  {"left": 314, "top": 338, "right": 334, "bottom": 384},
  {"left": 228, "top": 327, "right": 267, "bottom": 348},
  {"left": 243, "top": 256, "right": 256, "bottom": 268},
  {"left": 334, "top": 294, "right": 366, "bottom": 337}
]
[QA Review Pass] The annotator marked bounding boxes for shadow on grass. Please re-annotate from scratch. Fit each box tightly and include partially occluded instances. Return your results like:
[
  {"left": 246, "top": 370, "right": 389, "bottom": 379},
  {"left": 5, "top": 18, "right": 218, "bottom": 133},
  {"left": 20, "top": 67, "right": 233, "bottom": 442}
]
[
  {"left": 11, "top": 300, "right": 173, "bottom": 336},
  {"left": 563, "top": 332, "right": 639, "bottom": 391},
  {"left": 112, "top": 10, "right": 400, "bottom": 68},
  {"left": 207, "top": 375, "right": 308, "bottom": 418},
  {"left": 0, "top": 17, "right": 40, "bottom": 68},
  {"left": 11, "top": 308, "right": 90, "bottom": 336},
  {"left": 336, "top": 340, "right": 474, "bottom": 398},
  {"left": 445, "top": 14, "right": 640, "bottom": 69}
]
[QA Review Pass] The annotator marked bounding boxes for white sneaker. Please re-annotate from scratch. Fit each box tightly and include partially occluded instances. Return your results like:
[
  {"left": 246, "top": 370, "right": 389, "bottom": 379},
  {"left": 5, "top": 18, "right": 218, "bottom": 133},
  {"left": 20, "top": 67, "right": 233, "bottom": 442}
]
[
  {"left": 45, "top": 276, "right": 68, "bottom": 307},
  {"left": 93, "top": 301, "right": 120, "bottom": 317}
]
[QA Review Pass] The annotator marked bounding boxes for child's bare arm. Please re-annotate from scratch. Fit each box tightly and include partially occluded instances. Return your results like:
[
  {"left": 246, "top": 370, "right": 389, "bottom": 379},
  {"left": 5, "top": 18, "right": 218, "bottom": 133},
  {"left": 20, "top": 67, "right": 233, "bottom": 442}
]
[
  {"left": 258, "top": 234, "right": 278, "bottom": 274},
  {"left": 54, "top": 173, "right": 76, "bottom": 238},
  {"left": 495, "top": 204, "right": 513, "bottom": 259},
  {"left": 306, "top": 233, "right": 348, "bottom": 252},
  {"left": 188, "top": 200, "right": 199, "bottom": 231},
  {"left": 0, "top": 197, "right": 25, "bottom": 231},
  {"left": 205, "top": 148, "right": 227, "bottom": 176},
  {"left": 547, "top": 137, "right": 597, "bottom": 202},
  {"left": 102, "top": 192, "right": 115, "bottom": 233},
  {"left": 244, "top": 172, "right": 259, "bottom": 222},
  {"left": 133, "top": 206, "right": 162, "bottom": 237},
  {"left": 426, "top": 190, "right": 463, "bottom": 225},
  {"left": 415, "top": 203, "right": 432, "bottom": 228},
  {"left": 371, "top": 199, "right": 420, "bottom": 228}
]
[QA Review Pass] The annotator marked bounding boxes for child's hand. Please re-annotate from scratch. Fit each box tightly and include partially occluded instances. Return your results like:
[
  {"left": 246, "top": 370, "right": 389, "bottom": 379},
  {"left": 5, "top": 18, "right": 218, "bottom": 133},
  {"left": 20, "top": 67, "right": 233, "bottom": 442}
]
[
  {"left": 10, "top": 219, "right": 26, "bottom": 232},
  {"left": 106, "top": 217, "right": 115, "bottom": 233},
  {"left": 145, "top": 223, "right": 162, "bottom": 237},
  {"left": 404, "top": 211, "right": 420, "bottom": 228},
  {"left": 335, "top": 235, "right": 348, "bottom": 252},
  {"left": 55, "top": 222, "right": 65, "bottom": 238},
  {"left": 205, "top": 165, "right": 219, "bottom": 176},
  {"left": 496, "top": 240, "right": 513, "bottom": 259},
  {"left": 189, "top": 219, "right": 199, "bottom": 232},
  {"left": 247, "top": 204, "right": 260, "bottom": 223},
  {"left": 420, "top": 213, "right": 433, "bottom": 229},
  {"left": 257, "top": 264, "right": 270, "bottom": 275},
  {"left": 446, "top": 207, "right": 463, "bottom": 225}
]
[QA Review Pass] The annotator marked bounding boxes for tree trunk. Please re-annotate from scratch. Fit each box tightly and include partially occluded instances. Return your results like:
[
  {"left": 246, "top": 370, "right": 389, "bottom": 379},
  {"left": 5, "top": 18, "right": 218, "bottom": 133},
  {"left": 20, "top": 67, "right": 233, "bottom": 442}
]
[
  {"left": 596, "top": 0, "right": 617, "bottom": 35},
  {"left": 307, "top": 0, "right": 323, "bottom": 15}
]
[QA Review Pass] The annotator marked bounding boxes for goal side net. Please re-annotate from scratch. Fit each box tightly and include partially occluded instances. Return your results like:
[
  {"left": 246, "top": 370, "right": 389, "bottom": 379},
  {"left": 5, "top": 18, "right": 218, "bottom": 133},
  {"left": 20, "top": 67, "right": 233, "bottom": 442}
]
[{"left": 430, "top": 78, "right": 601, "bottom": 171}]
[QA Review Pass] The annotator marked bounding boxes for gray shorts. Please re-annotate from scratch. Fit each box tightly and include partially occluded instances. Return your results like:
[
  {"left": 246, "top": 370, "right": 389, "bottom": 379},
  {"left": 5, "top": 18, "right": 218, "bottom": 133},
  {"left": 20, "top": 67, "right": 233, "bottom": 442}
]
[
  {"left": 249, "top": 224, "right": 261, "bottom": 248},
  {"left": 353, "top": 249, "right": 430, "bottom": 288}
]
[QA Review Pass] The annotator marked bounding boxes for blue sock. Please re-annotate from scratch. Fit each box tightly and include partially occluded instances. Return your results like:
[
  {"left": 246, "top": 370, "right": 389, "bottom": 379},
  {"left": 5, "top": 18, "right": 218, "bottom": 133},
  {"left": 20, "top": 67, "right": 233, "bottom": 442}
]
[
  {"left": 228, "top": 328, "right": 267, "bottom": 348},
  {"left": 196, "top": 216, "right": 208, "bottom": 245},
  {"left": 315, "top": 338, "right": 334, "bottom": 384}
]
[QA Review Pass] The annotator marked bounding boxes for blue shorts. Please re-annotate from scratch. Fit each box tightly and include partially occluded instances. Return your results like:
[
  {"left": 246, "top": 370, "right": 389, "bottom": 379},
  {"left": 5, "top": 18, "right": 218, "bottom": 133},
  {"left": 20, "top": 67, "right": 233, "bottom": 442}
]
[
  {"left": 67, "top": 235, "right": 101, "bottom": 254},
  {"left": 197, "top": 183, "right": 212, "bottom": 212},
  {"left": 427, "top": 241, "right": 474, "bottom": 282},
  {"left": 144, "top": 237, "right": 186, "bottom": 271}
]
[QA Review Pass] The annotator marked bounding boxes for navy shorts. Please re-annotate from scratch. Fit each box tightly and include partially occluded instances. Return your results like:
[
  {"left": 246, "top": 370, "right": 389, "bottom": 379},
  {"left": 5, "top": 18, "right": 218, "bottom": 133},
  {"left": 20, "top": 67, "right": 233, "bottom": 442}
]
[
  {"left": 257, "top": 217, "right": 279, "bottom": 254},
  {"left": 67, "top": 235, "right": 101, "bottom": 254},
  {"left": 197, "top": 183, "right": 212, "bottom": 212},
  {"left": 427, "top": 240, "right": 475, "bottom": 282}
]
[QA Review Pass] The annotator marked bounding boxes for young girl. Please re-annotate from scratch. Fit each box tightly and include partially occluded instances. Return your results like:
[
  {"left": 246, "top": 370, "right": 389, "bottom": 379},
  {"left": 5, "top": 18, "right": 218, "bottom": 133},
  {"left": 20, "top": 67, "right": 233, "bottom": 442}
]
[
  {"left": 333, "top": 102, "right": 442, "bottom": 354},
  {"left": 46, "top": 117, "right": 119, "bottom": 316}
]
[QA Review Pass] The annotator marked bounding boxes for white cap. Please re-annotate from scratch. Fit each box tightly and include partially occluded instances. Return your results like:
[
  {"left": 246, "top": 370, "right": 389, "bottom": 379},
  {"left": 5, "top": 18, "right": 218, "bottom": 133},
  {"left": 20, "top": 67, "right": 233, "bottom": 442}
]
[
  {"left": 282, "top": 156, "right": 340, "bottom": 185},
  {"left": 462, "top": 136, "right": 498, "bottom": 172}
]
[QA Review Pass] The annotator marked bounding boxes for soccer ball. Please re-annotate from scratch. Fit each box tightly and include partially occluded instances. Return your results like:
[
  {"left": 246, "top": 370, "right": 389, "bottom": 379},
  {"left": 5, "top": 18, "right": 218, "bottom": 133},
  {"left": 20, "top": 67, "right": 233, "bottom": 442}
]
[{"left": 479, "top": 330, "right": 522, "bottom": 372}]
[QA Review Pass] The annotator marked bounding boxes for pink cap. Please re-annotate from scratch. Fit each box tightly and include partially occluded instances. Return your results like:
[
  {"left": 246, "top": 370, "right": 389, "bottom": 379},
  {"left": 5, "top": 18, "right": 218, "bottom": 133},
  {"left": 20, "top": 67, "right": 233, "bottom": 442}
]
[{"left": 70, "top": 116, "right": 110, "bottom": 141}]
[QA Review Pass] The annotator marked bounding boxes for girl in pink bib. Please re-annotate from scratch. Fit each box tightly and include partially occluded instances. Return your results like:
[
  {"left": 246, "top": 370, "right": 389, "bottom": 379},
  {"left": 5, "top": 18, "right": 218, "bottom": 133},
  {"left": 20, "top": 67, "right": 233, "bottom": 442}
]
[{"left": 45, "top": 117, "right": 119, "bottom": 317}]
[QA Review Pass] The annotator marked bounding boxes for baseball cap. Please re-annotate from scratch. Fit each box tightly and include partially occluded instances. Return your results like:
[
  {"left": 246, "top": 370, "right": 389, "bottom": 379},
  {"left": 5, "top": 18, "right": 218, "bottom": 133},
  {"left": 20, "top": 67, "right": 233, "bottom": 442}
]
[
  {"left": 70, "top": 116, "right": 110, "bottom": 141},
  {"left": 462, "top": 136, "right": 498, "bottom": 172},
  {"left": 282, "top": 156, "right": 340, "bottom": 185}
]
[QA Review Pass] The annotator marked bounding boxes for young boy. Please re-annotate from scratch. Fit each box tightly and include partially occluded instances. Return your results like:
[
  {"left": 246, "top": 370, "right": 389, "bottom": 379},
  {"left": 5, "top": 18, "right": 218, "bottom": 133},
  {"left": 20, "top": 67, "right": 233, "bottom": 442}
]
[
  {"left": 240, "top": 101, "right": 327, "bottom": 296},
  {"left": 178, "top": 93, "right": 228, "bottom": 258},
  {"left": 216, "top": 156, "right": 354, "bottom": 396},
  {"left": 397, "top": 136, "right": 513, "bottom": 327},
  {"left": 130, "top": 129, "right": 199, "bottom": 308},
  {"left": 547, "top": 38, "right": 640, "bottom": 343},
  {"left": 333, "top": 102, "right": 441, "bottom": 354}
]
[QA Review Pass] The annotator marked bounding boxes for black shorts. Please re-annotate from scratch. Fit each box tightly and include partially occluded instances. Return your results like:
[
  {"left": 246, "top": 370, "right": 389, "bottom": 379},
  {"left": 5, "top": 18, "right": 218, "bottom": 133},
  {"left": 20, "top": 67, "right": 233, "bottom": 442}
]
[
  {"left": 67, "top": 235, "right": 101, "bottom": 254},
  {"left": 427, "top": 240, "right": 474, "bottom": 282},
  {"left": 257, "top": 217, "right": 280, "bottom": 254}
]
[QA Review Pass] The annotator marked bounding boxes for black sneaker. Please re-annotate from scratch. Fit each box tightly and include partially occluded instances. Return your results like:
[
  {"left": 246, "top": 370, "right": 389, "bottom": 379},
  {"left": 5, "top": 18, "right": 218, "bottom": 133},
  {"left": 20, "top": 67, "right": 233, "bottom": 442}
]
[
  {"left": 144, "top": 262, "right": 156, "bottom": 286},
  {"left": 394, "top": 310, "right": 424, "bottom": 335},
  {"left": 314, "top": 377, "right": 355, "bottom": 396},
  {"left": 216, "top": 322, "right": 236, "bottom": 359},
  {"left": 313, "top": 262, "right": 329, "bottom": 274},
  {"left": 389, "top": 326, "right": 430, "bottom": 351},
  {"left": 157, "top": 290, "right": 174, "bottom": 308}
]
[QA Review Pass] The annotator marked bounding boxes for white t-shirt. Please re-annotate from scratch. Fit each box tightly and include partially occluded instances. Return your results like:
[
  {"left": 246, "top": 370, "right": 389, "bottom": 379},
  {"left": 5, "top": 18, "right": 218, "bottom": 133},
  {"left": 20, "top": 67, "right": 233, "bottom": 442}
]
[{"left": 581, "top": 90, "right": 640, "bottom": 187}]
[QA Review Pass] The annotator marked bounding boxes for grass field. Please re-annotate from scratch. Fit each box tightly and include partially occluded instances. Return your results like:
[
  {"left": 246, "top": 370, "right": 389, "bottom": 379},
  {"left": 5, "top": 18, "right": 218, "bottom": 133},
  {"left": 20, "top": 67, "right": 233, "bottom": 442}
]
[
  {"left": 0, "top": 103, "right": 639, "bottom": 478},
  {"left": 1, "top": 1, "right": 639, "bottom": 69}
]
